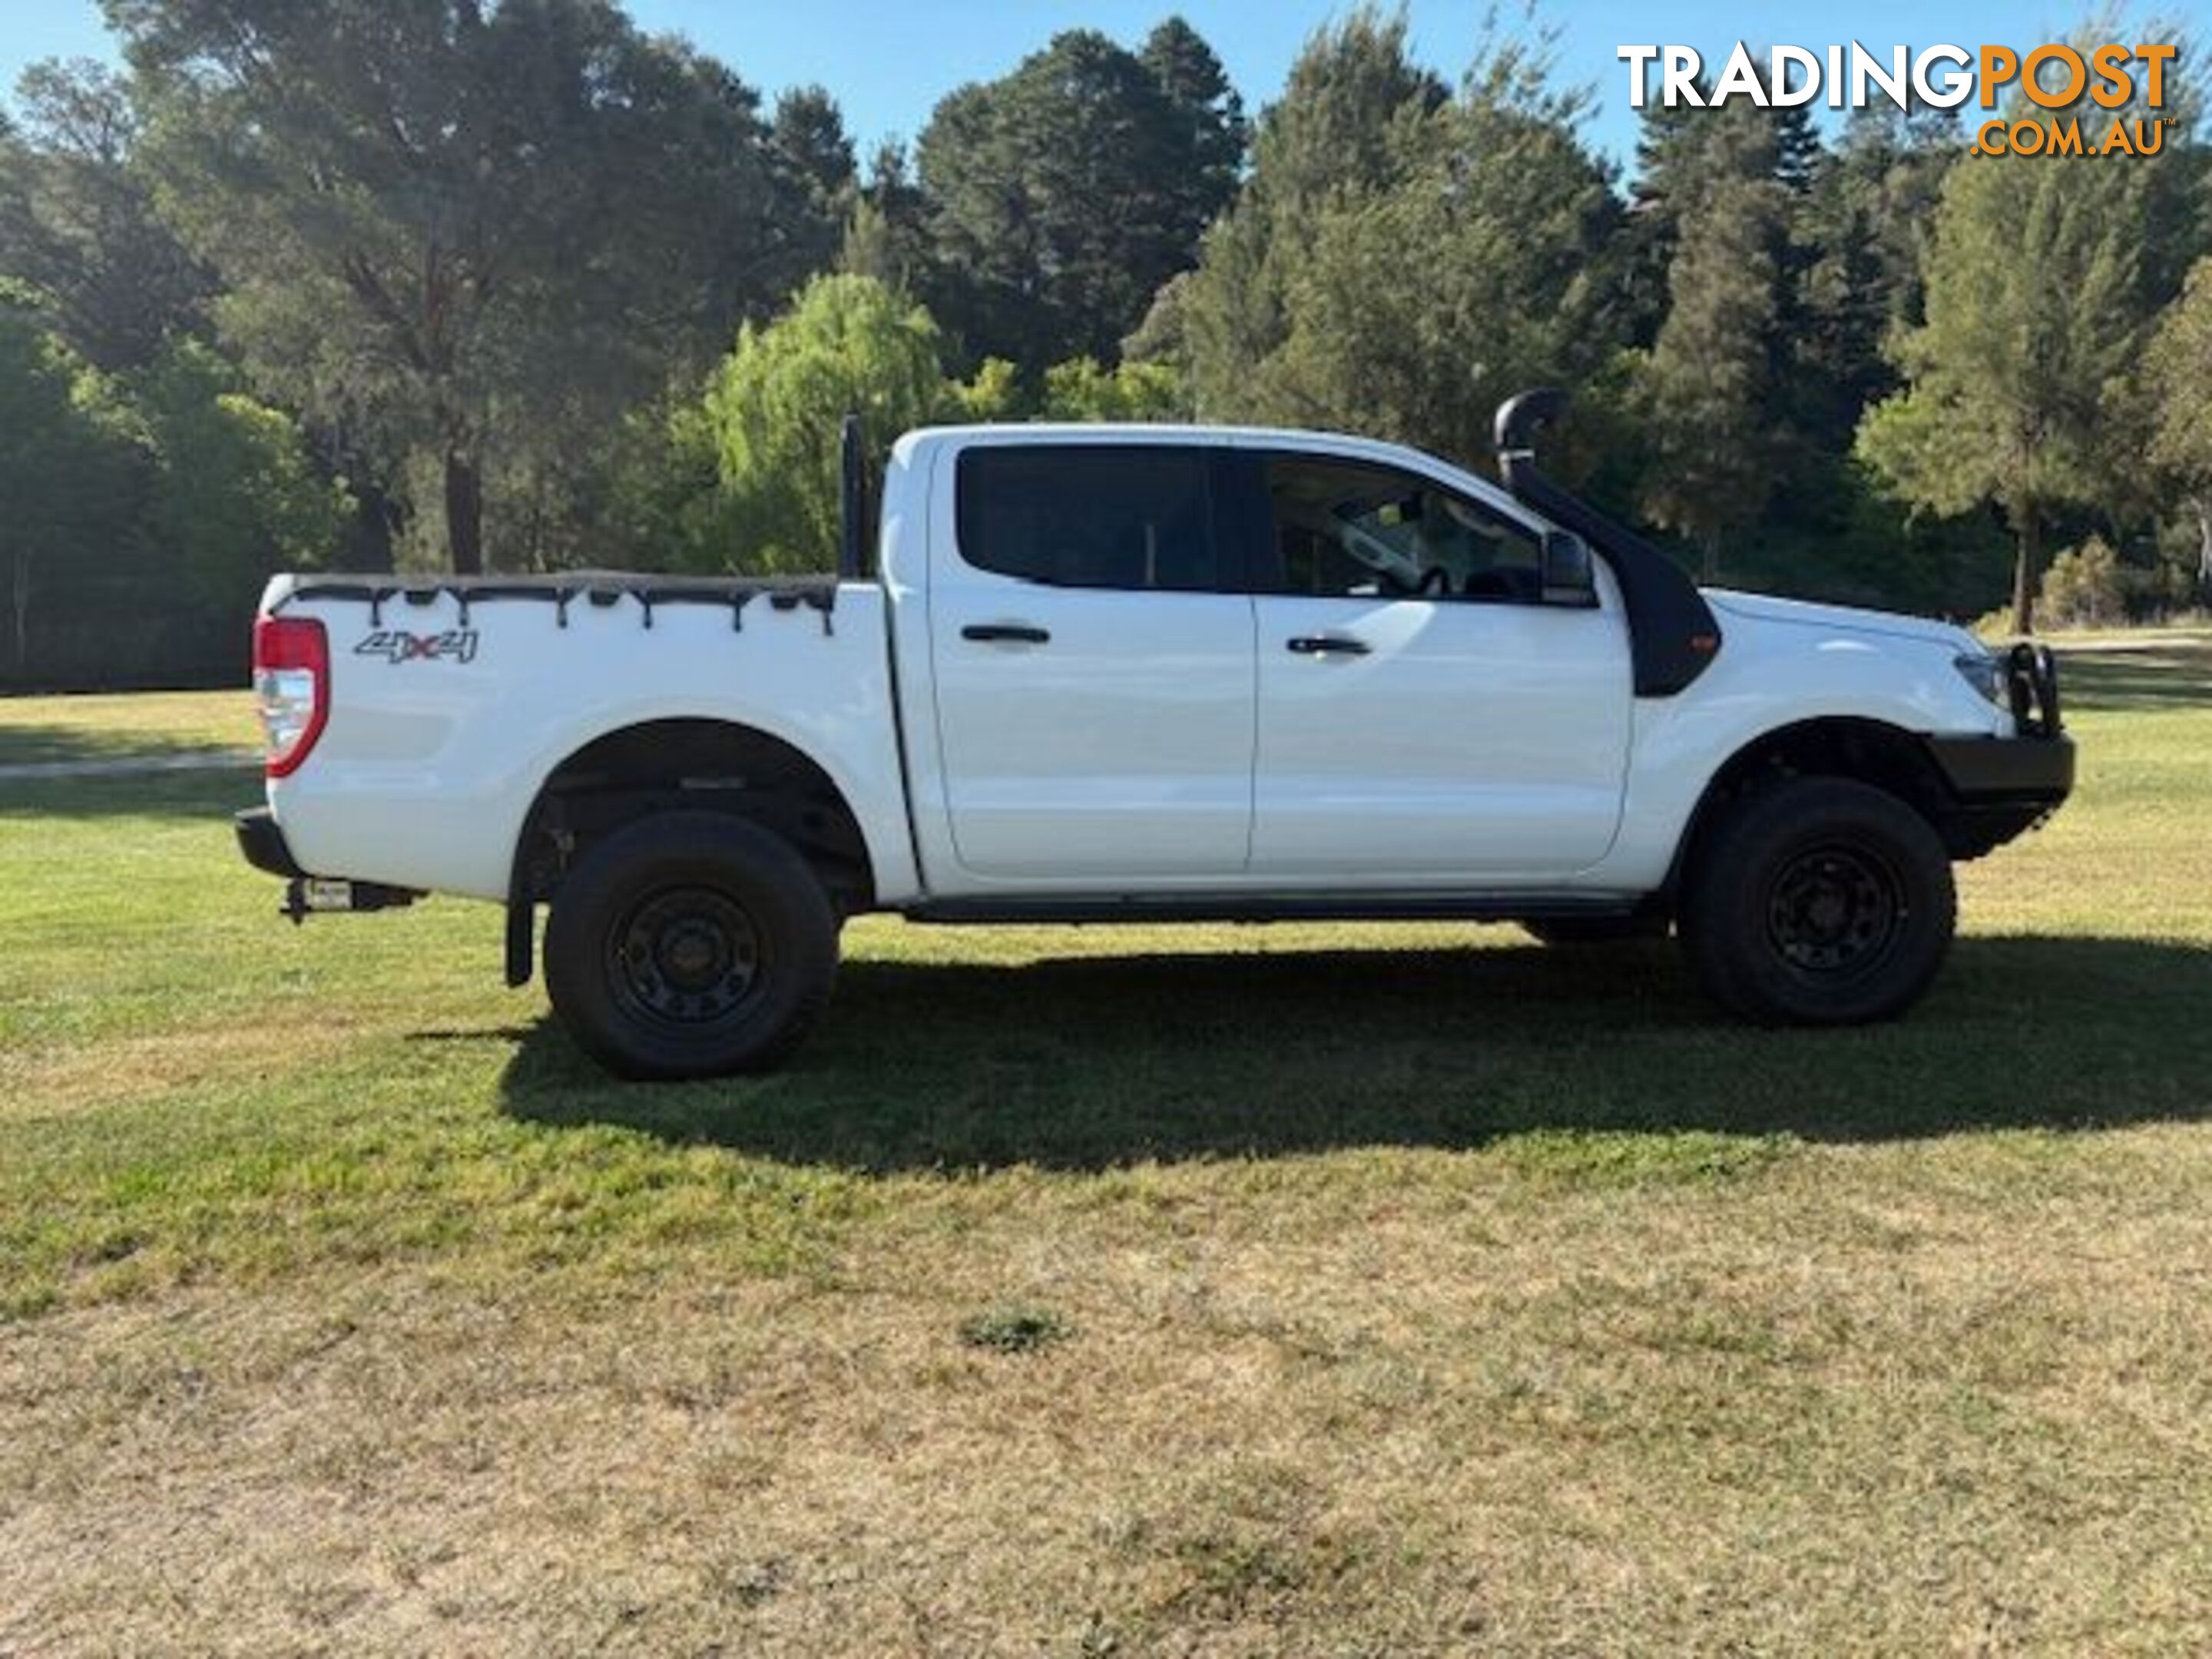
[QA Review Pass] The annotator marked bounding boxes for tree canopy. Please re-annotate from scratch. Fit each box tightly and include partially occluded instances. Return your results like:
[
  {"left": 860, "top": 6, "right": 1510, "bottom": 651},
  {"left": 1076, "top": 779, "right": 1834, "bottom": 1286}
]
[
  {"left": 107, "top": 0, "right": 824, "bottom": 571},
  {"left": 916, "top": 22, "right": 1244, "bottom": 370},
  {"left": 700, "top": 273, "right": 946, "bottom": 573},
  {"left": 1857, "top": 119, "right": 2163, "bottom": 631},
  {"left": 5, "top": 1, "right": 2212, "bottom": 690}
]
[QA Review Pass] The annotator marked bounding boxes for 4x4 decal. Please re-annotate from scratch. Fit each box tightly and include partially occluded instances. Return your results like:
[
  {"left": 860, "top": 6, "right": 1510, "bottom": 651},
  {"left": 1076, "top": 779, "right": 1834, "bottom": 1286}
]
[{"left": 354, "top": 628, "right": 480, "bottom": 665}]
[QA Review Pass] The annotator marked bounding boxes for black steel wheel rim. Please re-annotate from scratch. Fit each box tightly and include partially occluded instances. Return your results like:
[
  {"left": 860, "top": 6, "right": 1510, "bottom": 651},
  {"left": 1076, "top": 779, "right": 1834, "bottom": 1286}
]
[
  {"left": 1764, "top": 842, "right": 1906, "bottom": 983},
  {"left": 607, "top": 885, "right": 767, "bottom": 1029}
]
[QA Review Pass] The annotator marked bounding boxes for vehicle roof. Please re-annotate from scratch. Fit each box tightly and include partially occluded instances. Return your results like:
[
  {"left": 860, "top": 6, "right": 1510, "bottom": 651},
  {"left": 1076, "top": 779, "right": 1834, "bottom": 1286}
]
[{"left": 892, "top": 423, "right": 1531, "bottom": 523}]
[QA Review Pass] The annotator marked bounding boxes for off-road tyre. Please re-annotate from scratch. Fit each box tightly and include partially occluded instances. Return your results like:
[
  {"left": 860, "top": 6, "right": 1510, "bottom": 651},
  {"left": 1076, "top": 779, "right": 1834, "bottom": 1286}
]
[
  {"left": 544, "top": 812, "right": 837, "bottom": 1079},
  {"left": 1680, "top": 777, "right": 1955, "bottom": 1025}
]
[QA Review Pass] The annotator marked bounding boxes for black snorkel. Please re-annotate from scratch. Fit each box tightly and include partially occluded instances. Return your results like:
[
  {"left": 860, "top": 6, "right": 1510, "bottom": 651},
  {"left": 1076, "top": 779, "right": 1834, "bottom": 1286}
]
[{"left": 1494, "top": 389, "right": 1722, "bottom": 697}]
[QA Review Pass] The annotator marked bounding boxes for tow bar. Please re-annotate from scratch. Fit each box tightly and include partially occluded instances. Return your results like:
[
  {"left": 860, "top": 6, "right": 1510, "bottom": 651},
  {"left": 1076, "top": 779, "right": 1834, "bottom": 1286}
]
[{"left": 280, "top": 878, "right": 419, "bottom": 926}]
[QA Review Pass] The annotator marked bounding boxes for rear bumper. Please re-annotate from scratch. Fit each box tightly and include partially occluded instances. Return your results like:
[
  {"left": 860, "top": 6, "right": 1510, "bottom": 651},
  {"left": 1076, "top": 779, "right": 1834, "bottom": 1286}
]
[
  {"left": 235, "top": 806, "right": 421, "bottom": 919},
  {"left": 234, "top": 806, "right": 308, "bottom": 879},
  {"left": 1922, "top": 732, "right": 2075, "bottom": 858}
]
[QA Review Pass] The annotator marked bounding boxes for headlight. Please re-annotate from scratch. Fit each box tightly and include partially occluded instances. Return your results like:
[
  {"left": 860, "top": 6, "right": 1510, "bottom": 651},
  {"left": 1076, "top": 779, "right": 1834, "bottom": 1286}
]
[{"left": 1953, "top": 650, "right": 2005, "bottom": 707}]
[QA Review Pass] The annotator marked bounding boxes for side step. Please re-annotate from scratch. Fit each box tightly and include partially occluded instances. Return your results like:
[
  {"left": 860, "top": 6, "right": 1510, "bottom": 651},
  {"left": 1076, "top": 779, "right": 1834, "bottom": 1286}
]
[{"left": 903, "top": 893, "right": 1644, "bottom": 927}]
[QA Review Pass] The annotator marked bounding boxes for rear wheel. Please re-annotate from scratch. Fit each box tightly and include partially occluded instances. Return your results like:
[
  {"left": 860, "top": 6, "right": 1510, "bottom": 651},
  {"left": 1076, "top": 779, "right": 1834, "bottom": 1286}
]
[
  {"left": 1680, "top": 777, "right": 1954, "bottom": 1025},
  {"left": 544, "top": 813, "right": 837, "bottom": 1079}
]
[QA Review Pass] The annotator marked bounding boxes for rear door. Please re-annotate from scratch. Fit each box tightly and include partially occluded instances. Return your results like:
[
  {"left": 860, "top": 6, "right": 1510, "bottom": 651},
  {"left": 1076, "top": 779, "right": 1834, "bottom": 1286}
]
[
  {"left": 926, "top": 441, "right": 1257, "bottom": 880},
  {"left": 1243, "top": 450, "right": 1633, "bottom": 881}
]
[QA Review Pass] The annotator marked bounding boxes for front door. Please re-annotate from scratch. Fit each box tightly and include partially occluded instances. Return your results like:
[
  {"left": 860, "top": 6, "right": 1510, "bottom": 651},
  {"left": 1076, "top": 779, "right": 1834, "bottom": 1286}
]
[{"left": 1247, "top": 452, "right": 1633, "bottom": 882}]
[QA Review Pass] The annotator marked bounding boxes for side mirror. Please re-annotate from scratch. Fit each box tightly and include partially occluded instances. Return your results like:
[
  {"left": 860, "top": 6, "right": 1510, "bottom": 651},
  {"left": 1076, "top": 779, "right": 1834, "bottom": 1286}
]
[{"left": 1541, "top": 530, "right": 1597, "bottom": 608}]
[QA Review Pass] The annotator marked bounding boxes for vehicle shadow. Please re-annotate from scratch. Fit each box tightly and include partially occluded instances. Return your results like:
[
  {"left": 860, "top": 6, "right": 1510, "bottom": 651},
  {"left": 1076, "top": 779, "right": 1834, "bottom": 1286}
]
[
  {"left": 497, "top": 934, "right": 2212, "bottom": 1173},
  {"left": 0, "top": 751, "right": 254, "bottom": 822}
]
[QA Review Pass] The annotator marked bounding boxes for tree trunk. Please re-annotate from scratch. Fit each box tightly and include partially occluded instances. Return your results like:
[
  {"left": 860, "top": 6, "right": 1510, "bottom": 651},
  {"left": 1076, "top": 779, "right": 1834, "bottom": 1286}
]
[
  {"left": 445, "top": 445, "right": 484, "bottom": 575},
  {"left": 2010, "top": 508, "right": 2041, "bottom": 634},
  {"left": 339, "top": 475, "right": 402, "bottom": 574},
  {"left": 10, "top": 548, "right": 29, "bottom": 684},
  {"left": 2194, "top": 496, "right": 2212, "bottom": 604}
]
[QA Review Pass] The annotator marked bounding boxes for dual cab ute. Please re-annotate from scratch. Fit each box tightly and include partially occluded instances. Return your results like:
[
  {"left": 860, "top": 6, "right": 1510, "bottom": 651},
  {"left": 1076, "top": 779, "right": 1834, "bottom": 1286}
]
[{"left": 235, "top": 393, "right": 2072, "bottom": 1078}]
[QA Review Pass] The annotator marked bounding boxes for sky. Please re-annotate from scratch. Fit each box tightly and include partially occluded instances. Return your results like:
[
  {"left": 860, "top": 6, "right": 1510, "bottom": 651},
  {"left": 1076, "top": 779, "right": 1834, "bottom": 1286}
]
[{"left": 0, "top": 0, "right": 2116, "bottom": 173}]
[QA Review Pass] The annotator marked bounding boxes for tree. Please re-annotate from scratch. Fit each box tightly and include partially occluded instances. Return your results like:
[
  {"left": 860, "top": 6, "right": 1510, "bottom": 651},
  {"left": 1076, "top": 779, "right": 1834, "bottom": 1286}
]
[
  {"left": 839, "top": 140, "right": 932, "bottom": 293},
  {"left": 1183, "top": 14, "right": 1621, "bottom": 472},
  {"left": 916, "top": 24, "right": 1242, "bottom": 368},
  {"left": 1139, "top": 18, "right": 1246, "bottom": 246},
  {"left": 1858, "top": 119, "right": 2159, "bottom": 632},
  {"left": 1039, "top": 356, "right": 1187, "bottom": 421},
  {"left": 2150, "top": 257, "right": 2212, "bottom": 601},
  {"left": 0, "top": 302, "right": 145, "bottom": 678},
  {"left": 0, "top": 58, "right": 210, "bottom": 370},
  {"left": 771, "top": 84, "right": 857, "bottom": 281},
  {"left": 131, "top": 335, "right": 349, "bottom": 609},
  {"left": 1638, "top": 174, "right": 1786, "bottom": 578},
  {"left": 1179, "top": 9, "right": 1453, "bottom": 419},
  {"left": 700, "top": 273, "right": 947, "bottom": 571},
  {"left": 1786, "top": 111, "right": 1957, "bottom": 460},
  {"left": 111, "top": 0, "right": 809, "bottom": 574}
]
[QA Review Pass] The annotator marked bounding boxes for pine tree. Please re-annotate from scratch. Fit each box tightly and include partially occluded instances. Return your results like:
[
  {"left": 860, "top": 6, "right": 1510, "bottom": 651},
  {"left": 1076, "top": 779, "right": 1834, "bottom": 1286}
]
[
  {"left": 1180, "top": 9, "right": 1462, "bottom": 429},
  {"left": 1858, "top": 131, "right": 2153, "bottom": 631},
  {"left": 1638, "top": 174, "right": 1787, "bottom": 579},
  {"left": 915, "top": 23, "right": 1243, "bottom": 369},
  {"left": 2150, "top": 259, "right": 2212, "bottom": 601},
  {"left": 1140, "top": 17, "right": 1247, "bottom": 235}
]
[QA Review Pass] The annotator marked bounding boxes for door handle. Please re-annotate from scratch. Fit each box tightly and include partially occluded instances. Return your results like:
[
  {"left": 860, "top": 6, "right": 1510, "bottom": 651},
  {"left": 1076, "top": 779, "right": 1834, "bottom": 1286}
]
[
  {"left": 1286, "top": 635, "right": 1370, "bottom": 657},
  {"left": 962, "top": 623, "right": 1051, "bottom": 645}
]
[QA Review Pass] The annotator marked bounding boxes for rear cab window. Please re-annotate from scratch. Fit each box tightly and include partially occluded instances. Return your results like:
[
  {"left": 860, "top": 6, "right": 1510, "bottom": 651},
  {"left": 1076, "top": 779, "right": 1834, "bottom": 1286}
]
[{"left": 954, "top": 445, "right": 1226, "bottom": 592}]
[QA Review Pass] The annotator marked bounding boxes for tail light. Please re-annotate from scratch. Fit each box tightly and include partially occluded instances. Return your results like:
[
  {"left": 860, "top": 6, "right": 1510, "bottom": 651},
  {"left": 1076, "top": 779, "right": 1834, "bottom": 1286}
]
[{"left": 253, "top": 615, "right": 329, "bottom": 777}]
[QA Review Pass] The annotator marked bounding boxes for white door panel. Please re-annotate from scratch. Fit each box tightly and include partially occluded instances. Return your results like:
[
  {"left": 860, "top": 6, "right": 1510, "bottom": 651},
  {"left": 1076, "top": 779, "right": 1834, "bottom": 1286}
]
[
  {"left": 1252, "top": 594, "right": 1631, "bottom": 878},
  {"left": 926, "top": 438, "right": 1257, "bottom": 882},
  {"left": 930, "top": 587, "right": 1256, "bottom": 876}
]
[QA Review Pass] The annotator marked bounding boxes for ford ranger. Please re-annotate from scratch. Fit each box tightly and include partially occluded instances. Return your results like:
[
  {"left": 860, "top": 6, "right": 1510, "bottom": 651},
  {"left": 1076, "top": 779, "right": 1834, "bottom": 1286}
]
[{"left": 233, "top": 392, "right": 2073, "bottom": 1078}]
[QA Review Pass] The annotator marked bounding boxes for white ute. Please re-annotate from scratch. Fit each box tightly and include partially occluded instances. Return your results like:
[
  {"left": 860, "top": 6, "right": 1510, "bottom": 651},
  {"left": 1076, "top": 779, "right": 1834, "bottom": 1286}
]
[{"left": 237, "top": 392, "right": 2074, "bottom": 1078}]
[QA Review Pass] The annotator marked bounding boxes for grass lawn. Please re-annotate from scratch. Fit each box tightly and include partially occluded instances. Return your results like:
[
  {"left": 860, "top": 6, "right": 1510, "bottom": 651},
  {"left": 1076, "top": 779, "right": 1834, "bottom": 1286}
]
[
  {"left": 0, "top": 688, "right": 258, "bottom": 767},
  {"left": 3, "top": 634, "right": 2210, "bottom": 1654}
]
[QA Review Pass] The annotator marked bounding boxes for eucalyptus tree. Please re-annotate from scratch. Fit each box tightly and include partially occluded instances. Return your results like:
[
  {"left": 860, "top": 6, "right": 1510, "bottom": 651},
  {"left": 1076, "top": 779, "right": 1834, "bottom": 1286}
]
[{"left": 108, "top": 0, "right": 818, "bottom": 572}]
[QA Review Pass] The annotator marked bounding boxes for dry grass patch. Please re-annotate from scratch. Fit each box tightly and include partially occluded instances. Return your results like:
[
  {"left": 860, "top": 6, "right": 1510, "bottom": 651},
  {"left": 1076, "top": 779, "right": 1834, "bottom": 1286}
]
[{"left": 5, "top": 1142, "right": 2210, "bottom": 1655}]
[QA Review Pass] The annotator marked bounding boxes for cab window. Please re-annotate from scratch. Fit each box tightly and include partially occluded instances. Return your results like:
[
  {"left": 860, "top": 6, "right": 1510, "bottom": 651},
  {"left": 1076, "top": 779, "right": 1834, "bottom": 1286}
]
[
  {"left": 955, "top": 445, "right": 1222, "bottom": 591},
  {"left": 1265, "top": 456, "right": 1545, "bottom": 603}
]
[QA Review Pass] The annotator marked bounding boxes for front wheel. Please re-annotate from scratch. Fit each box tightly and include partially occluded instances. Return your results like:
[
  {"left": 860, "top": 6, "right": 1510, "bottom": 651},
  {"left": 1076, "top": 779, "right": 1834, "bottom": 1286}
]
[
  {"left": 544, "top": 813, "right": 838, "bottom": 1079},
  {"left": 1680, "top": 777, "right": 1955, "bottom": 1026}
]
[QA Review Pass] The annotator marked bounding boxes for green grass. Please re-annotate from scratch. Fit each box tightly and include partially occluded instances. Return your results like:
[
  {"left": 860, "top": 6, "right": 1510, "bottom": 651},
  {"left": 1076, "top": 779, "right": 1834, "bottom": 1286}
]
[
  {"left": 2, "top": 639, "right": 2210, "bottom": 1654},
  {"left": 0, "top": 687, "right": 257, "bottom": 766}
]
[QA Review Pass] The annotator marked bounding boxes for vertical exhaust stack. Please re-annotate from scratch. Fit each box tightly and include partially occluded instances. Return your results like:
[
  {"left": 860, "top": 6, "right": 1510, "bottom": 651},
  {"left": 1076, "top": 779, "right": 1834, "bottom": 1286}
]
[
  {"left": 1488, "top": 387, "right": 1724, "bottom": 698},
  {"left": 839, "top": 413, "right": 868, "bottom": 581}
]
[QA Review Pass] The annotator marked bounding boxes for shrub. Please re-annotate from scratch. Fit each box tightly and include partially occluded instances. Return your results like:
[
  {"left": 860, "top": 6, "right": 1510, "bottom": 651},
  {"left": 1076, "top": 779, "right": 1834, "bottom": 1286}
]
[{"left": 2039, "top": 535, "right": 2129, "bottom": 628}]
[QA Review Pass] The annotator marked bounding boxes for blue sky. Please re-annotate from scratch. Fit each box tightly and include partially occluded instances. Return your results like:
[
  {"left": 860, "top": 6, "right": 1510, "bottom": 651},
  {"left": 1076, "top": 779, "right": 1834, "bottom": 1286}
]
[{"left": 0, "top": 1, "right": 2109, "bottom": 173}]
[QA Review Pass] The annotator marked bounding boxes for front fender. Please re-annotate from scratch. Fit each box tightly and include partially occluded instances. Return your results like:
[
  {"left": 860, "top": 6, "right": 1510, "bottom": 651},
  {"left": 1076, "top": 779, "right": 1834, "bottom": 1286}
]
[{"left": 1588, "top": 626, "right": 2006, "bottom": 889}]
